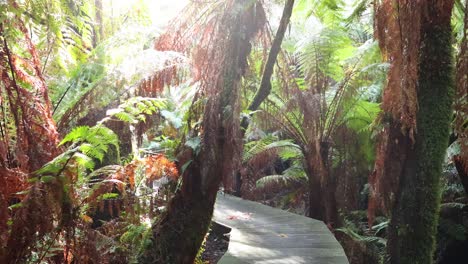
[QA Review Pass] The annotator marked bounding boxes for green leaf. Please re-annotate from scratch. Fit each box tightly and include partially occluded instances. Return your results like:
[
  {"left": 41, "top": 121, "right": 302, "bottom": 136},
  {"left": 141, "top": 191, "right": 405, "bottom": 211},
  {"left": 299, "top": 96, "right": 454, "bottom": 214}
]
[
  {"left": 101, "top": 193, "right": 119, "bottom": 199},
  {"left": 161, "top": 110, "right": 182, "bottom": 128},
  {"left": 181, "top": 160, "right": 193, "bottom": 174},
  {"left": 185, "top": 137, "right": 201, "bottom": 153},
  {"left": 8, "top": 203, "right": 23, "bottom": 210},
  {"left": 60, "top": 126, "right": 90, "bottom": 146},
  {"left": 40, "top": 176, "right": 57, "bottom": 183}
]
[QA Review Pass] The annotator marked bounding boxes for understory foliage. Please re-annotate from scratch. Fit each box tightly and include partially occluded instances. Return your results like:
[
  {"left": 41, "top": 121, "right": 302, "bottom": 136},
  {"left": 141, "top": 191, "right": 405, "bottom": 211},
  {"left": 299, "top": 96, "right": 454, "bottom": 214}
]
[{"left": 0, "top": 1, "right": 184, "bottom": 262}]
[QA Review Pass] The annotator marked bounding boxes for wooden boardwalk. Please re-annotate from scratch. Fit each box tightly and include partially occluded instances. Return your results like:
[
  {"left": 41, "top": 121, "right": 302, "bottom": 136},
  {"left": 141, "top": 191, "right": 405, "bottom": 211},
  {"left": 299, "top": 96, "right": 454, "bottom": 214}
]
[{"left": 213, "top": 194, "right": 349, "bottom": 264}]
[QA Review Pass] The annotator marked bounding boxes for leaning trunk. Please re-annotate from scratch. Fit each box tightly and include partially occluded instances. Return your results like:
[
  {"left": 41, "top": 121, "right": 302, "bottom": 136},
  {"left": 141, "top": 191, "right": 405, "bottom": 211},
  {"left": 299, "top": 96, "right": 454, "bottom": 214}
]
[
  {"left": 387, "top": 1, "right": 455, "bottom": 263},
  {"left": 137, "top": 1, "right": 262, "bottom": 263},
  {"left": 230, "top": 0, "right": 295, "bottom": 195}
]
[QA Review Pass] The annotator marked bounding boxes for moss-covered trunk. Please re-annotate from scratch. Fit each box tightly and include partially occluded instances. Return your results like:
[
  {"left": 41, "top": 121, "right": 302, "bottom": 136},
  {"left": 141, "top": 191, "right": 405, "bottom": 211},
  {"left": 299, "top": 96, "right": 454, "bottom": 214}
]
[{"left": 387, "top": 1, "right": 455, "bottom": 263}]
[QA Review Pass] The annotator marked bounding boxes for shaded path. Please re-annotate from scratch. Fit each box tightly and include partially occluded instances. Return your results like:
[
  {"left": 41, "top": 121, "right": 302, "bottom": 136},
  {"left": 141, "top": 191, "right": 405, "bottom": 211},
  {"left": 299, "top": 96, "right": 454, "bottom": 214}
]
[{"left": 213, "top": 194, "right": 349, "bottom": 264}]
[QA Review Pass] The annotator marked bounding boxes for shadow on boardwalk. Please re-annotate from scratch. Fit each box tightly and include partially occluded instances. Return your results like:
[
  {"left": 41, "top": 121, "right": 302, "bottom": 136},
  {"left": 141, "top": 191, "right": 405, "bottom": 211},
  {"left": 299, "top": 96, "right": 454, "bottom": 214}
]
[{"left": 213, "top": 194, "right": 349, "bottom": 264}]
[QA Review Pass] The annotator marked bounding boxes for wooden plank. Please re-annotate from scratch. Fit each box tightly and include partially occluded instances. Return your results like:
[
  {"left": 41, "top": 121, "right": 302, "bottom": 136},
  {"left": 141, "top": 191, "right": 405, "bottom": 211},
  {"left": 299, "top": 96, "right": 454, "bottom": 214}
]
[{"left": 213, "top": 194, "right": 349, "bottom": 264}]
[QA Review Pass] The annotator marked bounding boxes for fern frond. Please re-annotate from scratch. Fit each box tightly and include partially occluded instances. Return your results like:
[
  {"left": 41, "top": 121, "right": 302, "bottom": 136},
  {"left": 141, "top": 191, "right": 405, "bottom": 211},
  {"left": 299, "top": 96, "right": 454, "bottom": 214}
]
[
  {"left": 103, "top": 97, "right": 168, "bottom": 124},
  {"left": 243, "top": 137, "right": 301, "bottom": 163},
  {"left": 336, "top": 226, "right": 387, "bottom": 246},
  {"left": 256, "top": 165, "right": 307, "bottom": 188},
  {"left": 346, "top": 0, "right": 372, "bottom": 22},
  {"left": 59, "top": 126, "right": 91, "bottom": 145}
]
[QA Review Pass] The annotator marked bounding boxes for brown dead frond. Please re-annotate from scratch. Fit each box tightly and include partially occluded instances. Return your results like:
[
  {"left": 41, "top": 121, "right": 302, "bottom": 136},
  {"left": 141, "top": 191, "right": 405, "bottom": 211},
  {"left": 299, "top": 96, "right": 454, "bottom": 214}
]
[{"left": 368, "top": 0, "right": 425, "bottom": 223}]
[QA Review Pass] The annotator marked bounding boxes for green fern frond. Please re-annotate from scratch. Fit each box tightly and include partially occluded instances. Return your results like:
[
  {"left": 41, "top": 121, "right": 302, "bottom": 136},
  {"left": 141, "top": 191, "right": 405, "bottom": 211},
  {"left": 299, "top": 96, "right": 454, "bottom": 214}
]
[
  {"left": 73, "top": 152, "right": 96, "bottom": 170},
  {"left": 243, "top": 137, "right": 301, "bottom": 163},
  {"left": 336, "top": 226, "right": 387, "bottom": 246},
  {"left": 346, "top": 0, "right": 372, "bottom": 22},
  {"left": 104, "top": 97, "right": 168, "bottom": 124},
  {"left": 59, "top": 125, "right": 119, "bottom": 163},
  {"left": 79, "top": 143, "right": 105, "bottom": 162},
  {"left": 87, "top": 165, "right": 122, "bottom": 180},
  {"left": 256, "top": 165, "right": 307, "bottom": 188},
  {"left": 60, "top": 126, "right": 91, "bottom": 145}
]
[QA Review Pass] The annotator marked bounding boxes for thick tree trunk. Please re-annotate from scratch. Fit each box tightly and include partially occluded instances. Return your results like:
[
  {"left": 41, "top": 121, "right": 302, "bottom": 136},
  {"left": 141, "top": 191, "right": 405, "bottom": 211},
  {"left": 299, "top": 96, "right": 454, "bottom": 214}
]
[
  {"left": 306, "top": 160, "right": 324, "bottom": 221},
  {"left": 387, "top": 1, "right": 455, "bottom": 263},
  {"left": 137, "top": 1, "right": 261, "bottom": 262},
  {"left": 323, "top": 169, "right": 339, "bottom": 226},
  {"left": 319, "top": 141, "right": 339, "bottom": 226},
  {"left": 138, "top": 160, "right": 221, "bottom": 263}
]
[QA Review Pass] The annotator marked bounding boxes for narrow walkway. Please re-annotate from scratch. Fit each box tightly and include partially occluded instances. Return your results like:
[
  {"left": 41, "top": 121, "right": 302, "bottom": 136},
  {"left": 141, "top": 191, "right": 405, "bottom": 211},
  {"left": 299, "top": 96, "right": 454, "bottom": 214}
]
[{"left": 213, "top": 194, "right": 349, "bottom": 264}]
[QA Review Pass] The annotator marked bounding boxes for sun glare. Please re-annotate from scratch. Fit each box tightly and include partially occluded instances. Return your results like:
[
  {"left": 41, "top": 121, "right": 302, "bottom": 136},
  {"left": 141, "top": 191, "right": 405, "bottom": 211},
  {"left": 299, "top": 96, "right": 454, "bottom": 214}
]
[{"left": 105, "top": 0, "right": 189, "bottom": 26}]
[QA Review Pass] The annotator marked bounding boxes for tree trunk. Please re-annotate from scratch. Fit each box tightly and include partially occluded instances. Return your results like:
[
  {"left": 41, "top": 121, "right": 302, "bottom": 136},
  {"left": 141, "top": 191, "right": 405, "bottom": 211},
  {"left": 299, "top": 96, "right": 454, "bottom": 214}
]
[
  {"left": 137, "top": 1, "right": 262, "bottom": 263},
  {"left": 93, "top": 0, "right": 104, "bottom": 47},
  {"left": 304, "top": 141, "right": 338, "bottom": 226},
  {"left": 228, "top": 0, "right": 294, "bottom": 196},
  {"left": 304, "top": 147, "right": 324, "bottom": 221},
  {"left": 137, "top": 160, "right": 220, "bottom": 264},
  {"left": 387, "top": 1, "right": 455, "bottom": 263},
  {"left": 244, "top": 0, "right": 295, "bottom": 114}
]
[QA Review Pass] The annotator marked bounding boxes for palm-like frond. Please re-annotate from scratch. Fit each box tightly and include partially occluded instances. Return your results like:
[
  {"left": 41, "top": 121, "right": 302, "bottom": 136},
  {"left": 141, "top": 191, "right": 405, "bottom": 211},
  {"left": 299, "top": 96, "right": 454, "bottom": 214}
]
[
  {"left": 346, "top": 0, "right": 372, "bottom": 23},
  {"left": 60, "top": 125, "right": 119, "bottom": 162},
  {"left": 243, "top": 136, "right": 301, "bottom": 163},
  {"left": 295, "top": 0, "right": 346, "bottom": 25},
  {"left": 256, "top": 165, "right": 307, "bottom": 188}
]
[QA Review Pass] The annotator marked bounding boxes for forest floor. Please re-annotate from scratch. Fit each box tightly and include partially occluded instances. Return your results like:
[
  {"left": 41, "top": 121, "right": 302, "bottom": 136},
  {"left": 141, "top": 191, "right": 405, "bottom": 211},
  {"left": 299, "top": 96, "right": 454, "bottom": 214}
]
[{"left": 202, "top": 222, "right": 230, "bottom": 263}]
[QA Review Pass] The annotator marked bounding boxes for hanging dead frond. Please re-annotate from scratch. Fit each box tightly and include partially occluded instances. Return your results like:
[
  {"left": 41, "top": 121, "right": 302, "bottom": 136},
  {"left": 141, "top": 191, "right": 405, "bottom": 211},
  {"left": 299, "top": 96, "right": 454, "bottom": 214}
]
[
  {"left": 375, "top": 0, "right": 420, "bottom": 135},
  {"left": 0, "top": 2, "right": 65, "bottom": 261},
  {"left": 369, "top": 0, "right": 424, "bottom": 223}
]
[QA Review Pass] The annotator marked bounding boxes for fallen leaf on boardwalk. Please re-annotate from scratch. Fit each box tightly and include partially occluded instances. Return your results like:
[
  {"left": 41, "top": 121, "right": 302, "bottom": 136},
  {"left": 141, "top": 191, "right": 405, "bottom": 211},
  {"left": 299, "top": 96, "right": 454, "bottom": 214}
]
[
  {"left": 278, "top": 234, "right": 288, "bottom": 237},
  {"left": 226, "top": 211, "right": 252, "bottom": 221}
]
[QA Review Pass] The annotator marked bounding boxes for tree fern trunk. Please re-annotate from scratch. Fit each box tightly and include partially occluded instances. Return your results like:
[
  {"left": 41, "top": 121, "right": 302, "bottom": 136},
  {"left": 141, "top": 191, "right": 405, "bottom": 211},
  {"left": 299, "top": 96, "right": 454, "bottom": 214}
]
[
  {"left": 137, "top": 1, "right": 261, "bottom": 262},
  {"left": 387, "top": 1, "right": 455, "bottom": 263},
  {"left": 304, "top": 150, "right": 325, "bottom": 221}
]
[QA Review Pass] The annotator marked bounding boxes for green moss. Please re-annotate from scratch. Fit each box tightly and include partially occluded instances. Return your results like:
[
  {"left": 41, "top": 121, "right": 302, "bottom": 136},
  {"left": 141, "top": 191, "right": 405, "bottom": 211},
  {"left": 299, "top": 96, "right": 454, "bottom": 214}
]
[{"left": 388, "top": 21, "right": 455, "bottom": 264}]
